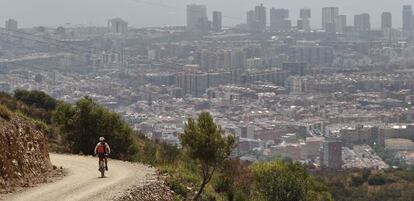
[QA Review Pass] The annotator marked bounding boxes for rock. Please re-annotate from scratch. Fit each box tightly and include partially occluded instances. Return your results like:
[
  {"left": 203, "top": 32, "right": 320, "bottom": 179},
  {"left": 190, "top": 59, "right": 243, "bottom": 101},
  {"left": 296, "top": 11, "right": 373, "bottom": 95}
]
[
  {"left": 113, "top": 180, "right": 175, "bottom": 201},
  {"left": 0, "top": 115, "right": 52, "bottom": 192}
]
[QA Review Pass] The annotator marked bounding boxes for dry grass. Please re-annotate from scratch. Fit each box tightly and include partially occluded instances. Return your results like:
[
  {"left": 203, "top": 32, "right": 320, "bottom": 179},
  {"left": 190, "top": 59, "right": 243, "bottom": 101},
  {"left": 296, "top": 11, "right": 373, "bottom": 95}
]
[{"left": 0, "top": 104, "right": 12, "bottom": 120}]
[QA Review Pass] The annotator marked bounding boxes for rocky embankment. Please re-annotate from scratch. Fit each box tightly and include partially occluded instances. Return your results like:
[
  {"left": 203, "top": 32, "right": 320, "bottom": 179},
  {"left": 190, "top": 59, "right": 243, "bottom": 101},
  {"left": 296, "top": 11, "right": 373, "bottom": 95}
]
[
  {"left": 0, "top": 110, "right": 52, "bottom": 193},
  {"left": 113, "top": 180, "right": 175, "bottom": 201}
]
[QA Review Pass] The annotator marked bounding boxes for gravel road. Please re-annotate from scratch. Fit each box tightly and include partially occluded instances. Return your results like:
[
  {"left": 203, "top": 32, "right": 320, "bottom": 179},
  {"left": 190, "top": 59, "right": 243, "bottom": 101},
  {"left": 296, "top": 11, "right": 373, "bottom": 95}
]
[{"left": 1, "top": 153, "right": 155, "bottom": 201}]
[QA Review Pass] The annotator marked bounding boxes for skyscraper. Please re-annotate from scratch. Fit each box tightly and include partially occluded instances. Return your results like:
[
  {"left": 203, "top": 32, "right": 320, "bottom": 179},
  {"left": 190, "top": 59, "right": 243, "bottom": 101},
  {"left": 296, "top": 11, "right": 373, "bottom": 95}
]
[
  {"left": 403, "top": 5, "right": 414, "bottom": 38},
  {"left": 255, "top": 4, "right": 267, "bottom": 32},
  {"left": 322, "top": 7, "right": 339, "bottom": 33},
  {"left": 246, "top": 10, "right": 257, "bottom": 32},
  {"left": 336, "top": 15, "right": 347, "bottom": 33},
  {"left": 246, "top": 4, "right": 267, "bottom": 32},
  {"left": 212, "top": 11, "right": 222, "bottom": 32},
  {"left": 300, "top": 8, "right": 311, "bottom": 19},
  {"left": 186, "top": 4, "right": 208, "bottom": 32},
  {"left": 381, "top": 12, "right": 392, "bottom": 30},
  {"left": 354, "top": 13, "right": 371, "bottom": 32},
  {"left": 108, "top": 18, "right": 128, "bottom": 34},
  {"left": 320, "top": 139, "right": 342, "bottom": 170},
  {"left": 270, "top": 8, "right": 290, "bottom": 32},
  {"left": 382, "top": 12, "right": 393, "bottom": 40},
  {"left": 299, "top": 8, "right": 311, "bottom": 31},
  {"left": 5, "top": 19, "right": 18, "bottom": 31}
]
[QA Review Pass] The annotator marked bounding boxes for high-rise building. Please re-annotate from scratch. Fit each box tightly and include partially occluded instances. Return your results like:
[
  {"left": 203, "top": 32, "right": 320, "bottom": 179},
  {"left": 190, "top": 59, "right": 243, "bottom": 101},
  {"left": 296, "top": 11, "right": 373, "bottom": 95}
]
[
  {"left": 354, "top": 13, "right": 371, "bottom": 32},
  {"left": 246, "top": 10, "right": 256, "bottom": 32},
  {"left": 381, "top": 12, "right": 392, "bottom": 30},
  {"left": 382, "top": 12, "right": 393, "bottom": 40},
  {"left": 230, "top": 49, "right": 246, "bottom": 71},
  {"left": 255, "top": 4, "right": 267, "bottom": 32},
  {"left": 270, "top": 8, "right": 291, "bottom": 32},
  {"left": 336, "top": 15, "right": 347, "bottom": 33},
  {"left": 320, "top": 139, "right": 342, "bottom": 169},
  {"left": 300, "top": 8, "right": 311, "bottom": 19},
  {"left": 212, "top": 11, "right": 222, "bottom": 32},
  {"left": 403, "top": 5, "right": 414, "bottom": 38},
  {"left": 322, "top": 7, "right": 339, "bottom": 33},
  {"left": 246, "top": 4, "right": 267, "bottom": 32},
  {"left": 108, "top": 18, "right": 128, "bottom": 34},
  {"left": 299, "top": 8, "right": 311, "bottom": 31},
  {"left": 186, "top": 4, "right": 208, "bottom": 32},
  {"left": 5, "top": 19, "right": 18, "bottom": 31}
]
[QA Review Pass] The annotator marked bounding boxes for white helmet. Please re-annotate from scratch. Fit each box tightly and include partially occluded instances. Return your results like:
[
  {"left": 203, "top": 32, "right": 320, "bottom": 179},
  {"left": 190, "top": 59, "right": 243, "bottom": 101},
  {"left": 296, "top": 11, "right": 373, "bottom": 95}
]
[{"left": 99, "top": 137, "right": 105, "bottom": 141}]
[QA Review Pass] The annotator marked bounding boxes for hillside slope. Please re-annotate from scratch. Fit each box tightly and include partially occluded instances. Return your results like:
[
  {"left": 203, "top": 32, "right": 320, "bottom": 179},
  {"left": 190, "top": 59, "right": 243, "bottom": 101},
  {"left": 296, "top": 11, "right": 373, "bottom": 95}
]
[{"left": 0, "top": 109, "right": 52, "bottom": 192}]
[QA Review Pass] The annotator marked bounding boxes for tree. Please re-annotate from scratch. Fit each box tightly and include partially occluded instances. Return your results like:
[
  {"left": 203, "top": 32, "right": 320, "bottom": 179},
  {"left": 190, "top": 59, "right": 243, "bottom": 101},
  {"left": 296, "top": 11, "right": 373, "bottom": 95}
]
[
  {"left": 14, "top": 89, "right": 57, "bottom": 111},
  {"left": 53, "top": 97, "right": 138, "bottom": 160},
  {"left": 251, "top": 161, "right": 333, "bottom": 201},
  {"left": 179, "top": 112, "right": 235, "bottom": 201}
]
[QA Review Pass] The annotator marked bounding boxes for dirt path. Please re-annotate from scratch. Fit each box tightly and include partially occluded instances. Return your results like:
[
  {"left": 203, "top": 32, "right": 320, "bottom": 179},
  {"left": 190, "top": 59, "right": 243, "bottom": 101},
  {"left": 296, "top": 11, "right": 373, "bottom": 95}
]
[{"left": 1, "top": 153, "right": 156, "bottom": 201}]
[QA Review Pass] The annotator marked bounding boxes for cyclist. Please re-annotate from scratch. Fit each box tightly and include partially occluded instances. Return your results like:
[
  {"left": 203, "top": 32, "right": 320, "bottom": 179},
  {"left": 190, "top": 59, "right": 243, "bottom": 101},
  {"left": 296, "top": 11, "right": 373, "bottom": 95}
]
[{"left": 94, "top": 137, "right": 111, "bottom": 170}]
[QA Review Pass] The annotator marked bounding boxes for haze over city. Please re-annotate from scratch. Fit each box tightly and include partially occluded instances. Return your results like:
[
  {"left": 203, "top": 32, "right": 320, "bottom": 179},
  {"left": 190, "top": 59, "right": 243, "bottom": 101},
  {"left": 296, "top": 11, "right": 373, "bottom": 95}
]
[
  {"left": 5, "top": 0, "right": 414, "bottom": 201},
  {"left": 1, "top": 0, "right": 414, "bottom": 28}
]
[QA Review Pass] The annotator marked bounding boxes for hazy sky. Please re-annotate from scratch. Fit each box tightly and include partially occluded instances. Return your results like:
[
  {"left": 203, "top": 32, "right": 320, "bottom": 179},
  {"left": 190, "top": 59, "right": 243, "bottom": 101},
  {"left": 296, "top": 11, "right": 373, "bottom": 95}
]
[{"left": 1, "top": 0, "right": 414, "bottom": 29}]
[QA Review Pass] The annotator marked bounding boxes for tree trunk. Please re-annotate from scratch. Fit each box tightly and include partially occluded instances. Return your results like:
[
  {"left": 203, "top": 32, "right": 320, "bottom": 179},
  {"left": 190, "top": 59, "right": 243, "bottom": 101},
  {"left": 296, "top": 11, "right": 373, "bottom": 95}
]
[{"left": 193, "top": 180, "right": 207, "bottom": 201}]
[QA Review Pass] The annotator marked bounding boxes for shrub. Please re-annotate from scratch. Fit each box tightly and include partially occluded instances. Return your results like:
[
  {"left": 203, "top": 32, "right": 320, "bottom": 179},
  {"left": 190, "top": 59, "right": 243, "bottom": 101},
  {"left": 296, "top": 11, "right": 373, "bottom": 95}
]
[
  {"left": 179, "top": 163, "right": 200, "bottom": 184},
  {"left": 167, "top": 177, "right": 187, "bottom": 198},
  {"left": 233, "top": 191, "right": 250, "bottom": 201},
  {"left": 0, "top": 104, "right": 12, "bottom": 120},
  {"left": 362, "top": 169, "right": 371, "bottom": 181},
  {"left": 14, "top": 89, "right": 57, "bottom": 110},
  {"left": 212, "top": 177, "right": 231, "bottom": 193},
  {"left": 368, "top": 174, "right": 386, "bottom": 186},
  {"left": 158, "top": 142, "right": 180, "bottom": 164},
  {"left": 143, "top": 141, "right": 157, "bottom": 165},
  {"left": 251, "top": 161, "right": 333, "bottom": 201},
  {"left": 201, "top": 191, "right": 217, "bottom": 201},
  {"left": 351, "top": 175, "right": 364, "bottom": 187}
]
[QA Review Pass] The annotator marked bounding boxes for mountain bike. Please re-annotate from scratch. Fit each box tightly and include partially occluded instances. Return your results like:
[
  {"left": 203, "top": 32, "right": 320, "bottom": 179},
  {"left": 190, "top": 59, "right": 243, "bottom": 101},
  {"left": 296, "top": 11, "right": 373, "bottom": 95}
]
[
  {"left": 98, "top": 157, "right": 105, "bottom": 178},
  {"left": 97, "top": 154, "right": 108, "bottom": 178}
]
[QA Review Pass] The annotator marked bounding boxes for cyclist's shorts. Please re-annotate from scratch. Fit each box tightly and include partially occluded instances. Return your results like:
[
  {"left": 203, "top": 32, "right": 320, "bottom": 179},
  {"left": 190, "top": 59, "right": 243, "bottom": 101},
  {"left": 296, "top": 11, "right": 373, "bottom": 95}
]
[{"left": 98, "top": 153, "right": 107, "bottom": 159}]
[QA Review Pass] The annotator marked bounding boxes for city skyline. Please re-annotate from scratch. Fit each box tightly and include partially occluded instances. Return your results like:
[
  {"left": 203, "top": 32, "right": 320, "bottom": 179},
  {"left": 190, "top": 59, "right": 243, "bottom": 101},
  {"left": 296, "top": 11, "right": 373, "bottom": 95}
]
[{"left": 1, "top": 0, "right": 414, "bottom": 28}]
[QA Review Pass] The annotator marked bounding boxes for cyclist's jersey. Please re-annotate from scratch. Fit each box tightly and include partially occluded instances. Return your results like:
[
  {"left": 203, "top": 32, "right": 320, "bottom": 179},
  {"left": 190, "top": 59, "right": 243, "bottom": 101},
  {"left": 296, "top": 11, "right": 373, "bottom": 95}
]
[{"left": 94, "top": 142, "right": 111, "bottom": 155}]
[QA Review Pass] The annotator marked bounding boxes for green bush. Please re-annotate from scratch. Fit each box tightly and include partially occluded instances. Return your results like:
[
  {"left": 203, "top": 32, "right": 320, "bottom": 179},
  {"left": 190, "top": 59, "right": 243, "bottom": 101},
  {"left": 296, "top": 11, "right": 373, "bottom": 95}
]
[
  {"left": 252, "top": 161, "right": 333, "bottom": 201},
  {"left": 368, "top": 174, "right": 386, "bottom": 186},
  {"left": 167, "top": 177, "right": 187, "bottom": 197},
  {"left": 212, "top": 177, "right": 231, "bottom": 193},
  {"left": 180, "top": 160, "right": 201, "bottom": 184},
  {"left": 14, "top": 89, "right": 57, "bottom": 110}
]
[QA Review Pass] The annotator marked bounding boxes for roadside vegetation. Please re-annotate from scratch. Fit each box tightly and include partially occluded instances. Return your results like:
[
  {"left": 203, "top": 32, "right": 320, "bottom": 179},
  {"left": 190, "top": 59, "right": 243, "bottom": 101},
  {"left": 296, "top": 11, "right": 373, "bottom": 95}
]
[
  {"left": 0, "top": 90, "right": 338, "bottom": 200},
  {"left": 315, "top": 168, "right": 414, "bottom": 201}
]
